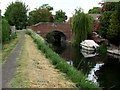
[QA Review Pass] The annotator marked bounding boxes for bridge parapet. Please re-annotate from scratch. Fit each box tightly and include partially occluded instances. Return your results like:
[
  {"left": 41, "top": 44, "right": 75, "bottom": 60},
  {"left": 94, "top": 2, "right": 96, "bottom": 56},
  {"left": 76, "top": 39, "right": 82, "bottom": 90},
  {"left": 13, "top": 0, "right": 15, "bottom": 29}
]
[{"left": 31, "top": 22, "right": 72, "bottom": 40}]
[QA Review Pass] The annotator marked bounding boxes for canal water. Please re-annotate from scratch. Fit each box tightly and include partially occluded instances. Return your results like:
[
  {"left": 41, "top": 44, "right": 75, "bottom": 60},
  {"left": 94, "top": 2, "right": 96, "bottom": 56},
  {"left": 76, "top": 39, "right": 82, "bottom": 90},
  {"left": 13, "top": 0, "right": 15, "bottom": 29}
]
[{"left": 51, "top": 43, "right": 120, "bottom": 90}]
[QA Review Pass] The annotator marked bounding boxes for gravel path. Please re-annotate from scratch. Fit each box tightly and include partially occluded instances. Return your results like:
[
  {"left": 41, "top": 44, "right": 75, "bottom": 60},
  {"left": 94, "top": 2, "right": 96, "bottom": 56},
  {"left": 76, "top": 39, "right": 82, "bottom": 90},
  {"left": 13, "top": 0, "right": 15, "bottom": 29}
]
[{"left": 2, "top": 30, "right": 25, "bottom": 88}]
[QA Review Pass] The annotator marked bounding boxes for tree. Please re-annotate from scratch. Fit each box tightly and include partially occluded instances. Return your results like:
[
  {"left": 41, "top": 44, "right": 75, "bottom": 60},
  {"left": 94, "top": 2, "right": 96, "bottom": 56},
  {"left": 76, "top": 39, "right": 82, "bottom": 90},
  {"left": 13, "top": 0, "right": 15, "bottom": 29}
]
[
  {"left": 41, "top": 4, "right": 53, "bottom": 11},
  {"left": 107, "top": 11, "right": 120, "bottom": 45},
  {"left": 88, "top": 7, "right": 101, "bottom": 14},
  {"left": 54, "top": 10, "right": 67, "bottom": 22},
  {"left": 98, "top": 2, "right": 118, "bottom": 38},
  {"left": 4, "top": 1, "right": 28, "bottom": 29},
  {"left": 28, "top": 4, "right": 53, "bottom": 25},
  {"left": 99, "top": 11, "right": 112, "bottom": 38},
  {"left": 2, "top": 18, "right": 10, "bottom": 43},
  {"left": 72, "top": 9, "right": 94, "bottom": 46},
  {"left": 99, "top": 1, "right": 120, "bottom": 46},
  {"left": 101, "top": 2, "right": 117, "bottom": 12}
]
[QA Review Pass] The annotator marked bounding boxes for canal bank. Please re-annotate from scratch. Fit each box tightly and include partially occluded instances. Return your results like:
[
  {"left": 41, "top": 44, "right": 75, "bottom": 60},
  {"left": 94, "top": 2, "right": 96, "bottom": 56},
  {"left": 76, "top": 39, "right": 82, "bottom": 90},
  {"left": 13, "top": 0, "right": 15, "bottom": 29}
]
[{"left": 26, "top": 29, "right": 99, "bottom": 89}]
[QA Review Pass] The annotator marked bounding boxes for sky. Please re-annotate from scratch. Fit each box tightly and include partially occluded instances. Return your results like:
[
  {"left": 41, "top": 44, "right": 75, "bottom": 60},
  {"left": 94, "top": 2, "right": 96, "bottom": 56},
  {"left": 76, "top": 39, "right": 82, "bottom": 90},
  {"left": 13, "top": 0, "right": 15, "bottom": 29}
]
[{"left": 0, "top": 0, "right": 102, "bottom": 17}]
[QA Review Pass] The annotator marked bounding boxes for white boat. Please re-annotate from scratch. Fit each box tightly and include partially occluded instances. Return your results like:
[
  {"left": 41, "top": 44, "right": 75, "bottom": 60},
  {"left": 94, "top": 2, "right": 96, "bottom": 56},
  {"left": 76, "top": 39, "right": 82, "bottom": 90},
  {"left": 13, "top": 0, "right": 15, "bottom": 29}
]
[
  {"left": 81, "top": 49, "right": 98, "bottom": 58},
  {"left": 80, "top": 40, "right": 99, "bottom": 51}
]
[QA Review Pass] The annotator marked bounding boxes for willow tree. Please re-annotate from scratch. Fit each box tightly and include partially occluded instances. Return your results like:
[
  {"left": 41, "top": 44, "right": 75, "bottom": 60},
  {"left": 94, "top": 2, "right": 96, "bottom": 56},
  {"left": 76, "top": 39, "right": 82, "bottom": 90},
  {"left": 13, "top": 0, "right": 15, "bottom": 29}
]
[{"left": 72, "top": 9, "right": 93, "bottom": 46}]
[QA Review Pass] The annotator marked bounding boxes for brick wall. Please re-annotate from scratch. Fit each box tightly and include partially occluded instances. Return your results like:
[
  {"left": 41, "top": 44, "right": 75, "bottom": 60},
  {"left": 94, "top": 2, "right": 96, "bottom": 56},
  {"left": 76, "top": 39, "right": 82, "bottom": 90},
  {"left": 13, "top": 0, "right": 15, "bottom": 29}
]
[{"left": 31, "top": 22, "right": 72, "bottom": 40}]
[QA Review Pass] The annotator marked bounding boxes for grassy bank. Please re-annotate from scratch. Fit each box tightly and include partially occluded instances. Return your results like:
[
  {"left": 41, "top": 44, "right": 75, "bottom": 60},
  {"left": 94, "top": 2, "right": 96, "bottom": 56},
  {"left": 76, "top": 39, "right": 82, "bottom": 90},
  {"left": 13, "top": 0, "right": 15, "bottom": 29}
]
[
  {"left": 26, "top": 29, "right": 99, "bottom": 89},
  {"left": 1, "top": 31, "right": 21, "bottom": 63}
]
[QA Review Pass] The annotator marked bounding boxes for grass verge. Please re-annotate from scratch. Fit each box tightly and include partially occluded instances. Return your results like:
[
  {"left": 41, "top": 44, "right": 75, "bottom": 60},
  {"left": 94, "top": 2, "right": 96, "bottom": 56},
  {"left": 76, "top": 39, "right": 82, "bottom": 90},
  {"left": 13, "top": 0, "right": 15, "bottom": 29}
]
[
  {"left": 1, "top": 31, "right": 21, "bottom": 63},
  {"left": 26, "top": 29, "right": 99, "bottom": 90}
]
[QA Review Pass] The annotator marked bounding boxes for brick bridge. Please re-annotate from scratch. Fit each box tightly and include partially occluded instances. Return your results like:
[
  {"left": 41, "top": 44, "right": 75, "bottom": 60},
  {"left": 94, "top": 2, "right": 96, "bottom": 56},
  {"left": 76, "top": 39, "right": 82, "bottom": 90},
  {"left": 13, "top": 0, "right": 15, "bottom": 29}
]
[{"left": 31, "top": 22, "right": 72, "bottom": 41}]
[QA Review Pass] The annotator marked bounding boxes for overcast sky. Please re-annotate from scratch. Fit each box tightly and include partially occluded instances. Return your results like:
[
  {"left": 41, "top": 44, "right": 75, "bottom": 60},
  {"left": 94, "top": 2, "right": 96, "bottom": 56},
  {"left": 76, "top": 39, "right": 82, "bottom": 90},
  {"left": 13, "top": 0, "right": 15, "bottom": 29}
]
[{"left": 0, "top": 0, "right": 102, "bottom": 17}]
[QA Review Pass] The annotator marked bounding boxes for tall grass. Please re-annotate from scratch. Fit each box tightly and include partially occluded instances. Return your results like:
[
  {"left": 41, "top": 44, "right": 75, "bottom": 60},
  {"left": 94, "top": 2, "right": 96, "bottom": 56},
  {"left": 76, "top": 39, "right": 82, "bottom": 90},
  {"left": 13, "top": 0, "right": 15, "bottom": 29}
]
[{"left": 26, "top": 29, "right": 99, "bottom": 90}]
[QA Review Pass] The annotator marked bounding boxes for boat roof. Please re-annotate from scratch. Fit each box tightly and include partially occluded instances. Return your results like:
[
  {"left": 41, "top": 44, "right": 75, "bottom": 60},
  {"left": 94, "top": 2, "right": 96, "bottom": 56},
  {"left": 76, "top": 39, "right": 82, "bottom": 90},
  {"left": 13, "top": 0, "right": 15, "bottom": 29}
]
[{"left": 80, "top": 40, "right": 99, "bottom": 47}]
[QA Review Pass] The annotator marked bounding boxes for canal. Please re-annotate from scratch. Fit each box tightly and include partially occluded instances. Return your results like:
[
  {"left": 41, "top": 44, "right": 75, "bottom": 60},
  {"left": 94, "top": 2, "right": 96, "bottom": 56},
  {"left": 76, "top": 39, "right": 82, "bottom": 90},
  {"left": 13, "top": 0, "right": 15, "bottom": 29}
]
[{"left": 51, "top": 42, "right": 120, "bottom": 90}]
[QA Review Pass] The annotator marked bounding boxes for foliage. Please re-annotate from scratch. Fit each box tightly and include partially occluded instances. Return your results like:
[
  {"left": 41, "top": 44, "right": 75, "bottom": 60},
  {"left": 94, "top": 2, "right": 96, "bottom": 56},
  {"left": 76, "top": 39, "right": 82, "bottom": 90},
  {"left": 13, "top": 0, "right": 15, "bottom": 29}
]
[
  {"left": 4, "top": 1, "right": 28, "bottom": 30},
  {"left": 28, "top": 4, "right": 53, "bottom": 25},
  {"left": 72, "top": 8, "right": 94, "bottom": 46},
  {"left": 88, "top": 7, "right": 101, "bottom": 14},
  {"left": 116, "top": 1, "right": 120, "bottom": 24},
  {"left": 98, "top": 43, "right": 107, "bottom": 56},
  {"left": 26, "top": 29, "right": 99, "bottom": 89},
  {"left": 99, "top": 2, "right": 117, "bottom": 38},
  {"left": 107, "top": 11, "right": 120, "bottom": 45},
  {"left": 98, "top": 11, "right": 112, "bottom": 38},
  {"left": 101, "top": 2, "right": 117, "bottom": 12},
  {"left": 86, "top": 14, "right": 94, "bottom": 38},
  {"left": 54, "top": 10, "right": 67, "bottom": 22},
  {"left": 2, "top": 18, "right": 10, "bottom": 43},
  {"left": 41, "top": 4, "right": 53, "bottom": 11},
  {"left": 99, "top": 1, "right": 120, "bottom": 45}
]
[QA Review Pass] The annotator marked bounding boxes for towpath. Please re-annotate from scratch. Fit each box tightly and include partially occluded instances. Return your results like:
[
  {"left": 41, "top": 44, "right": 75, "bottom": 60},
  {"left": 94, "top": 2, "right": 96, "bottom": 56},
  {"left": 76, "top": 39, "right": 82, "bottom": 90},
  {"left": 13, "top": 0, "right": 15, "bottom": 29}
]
[{"left": 2, "top": 30, "right": 25, "bottom": 88}]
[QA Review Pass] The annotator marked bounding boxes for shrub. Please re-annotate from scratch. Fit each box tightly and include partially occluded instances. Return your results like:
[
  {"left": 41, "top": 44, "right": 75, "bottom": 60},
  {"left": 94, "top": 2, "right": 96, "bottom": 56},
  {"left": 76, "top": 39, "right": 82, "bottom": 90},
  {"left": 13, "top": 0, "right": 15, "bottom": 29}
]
[
  {"left": 98, "top": 43, "right": 107, "bottom": 56},
  {"left": 2, "top": 18, "right": 10, "bottom": 43}
]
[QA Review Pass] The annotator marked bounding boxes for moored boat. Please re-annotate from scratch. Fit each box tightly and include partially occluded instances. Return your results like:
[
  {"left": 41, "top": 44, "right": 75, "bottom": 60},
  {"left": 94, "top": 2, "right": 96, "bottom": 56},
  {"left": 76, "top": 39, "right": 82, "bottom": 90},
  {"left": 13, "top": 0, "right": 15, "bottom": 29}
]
[{"left": 80, "top": 40, "right": 99, "bottom": 51}]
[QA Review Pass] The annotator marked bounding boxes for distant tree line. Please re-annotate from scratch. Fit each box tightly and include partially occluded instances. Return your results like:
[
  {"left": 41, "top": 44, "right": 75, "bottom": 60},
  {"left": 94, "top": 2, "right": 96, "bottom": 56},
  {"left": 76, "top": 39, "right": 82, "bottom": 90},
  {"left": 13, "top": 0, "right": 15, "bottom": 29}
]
[
  {"left": 4, "top": 1, "right": 67, "bottom": 29},
  {"left": 2, "top": 1, "right": 67, "bottom": 43}
]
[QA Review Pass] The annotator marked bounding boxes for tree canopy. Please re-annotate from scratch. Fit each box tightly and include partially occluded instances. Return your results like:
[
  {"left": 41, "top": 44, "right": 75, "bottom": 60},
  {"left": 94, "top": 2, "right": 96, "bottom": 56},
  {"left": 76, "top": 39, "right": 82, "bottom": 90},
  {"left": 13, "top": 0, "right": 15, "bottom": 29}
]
[
  {"left": 99, "top": 1, "right": 120, "bottom": 45},
  {"left": 41, "top": 4, "right": 53, "bottom": 11},
  {"left": 54, "top": 10, "right": 67, "bottom": 22},
  {"left": 28, "top": 4, "right": 53, "bottom": 25},
  {"left": 106, "top": 2, "right": 120, "bottom": 45},
  {"left": 88, "top": 7, "right": 101, "bottom": 14},
  {"left": 4, "top": 1, "right": 28, "bottom": 30}
]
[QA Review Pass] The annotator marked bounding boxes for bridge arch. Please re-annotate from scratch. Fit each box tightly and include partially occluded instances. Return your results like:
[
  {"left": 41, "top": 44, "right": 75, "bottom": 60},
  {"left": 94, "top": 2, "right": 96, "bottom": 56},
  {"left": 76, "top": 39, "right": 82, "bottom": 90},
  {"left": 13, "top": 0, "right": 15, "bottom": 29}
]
[
  {"left": 31, "top": 22, "right": 72, "bottom": 41},
  {"left": 45, "top": 30, "right": 67, "bottom": 44}
]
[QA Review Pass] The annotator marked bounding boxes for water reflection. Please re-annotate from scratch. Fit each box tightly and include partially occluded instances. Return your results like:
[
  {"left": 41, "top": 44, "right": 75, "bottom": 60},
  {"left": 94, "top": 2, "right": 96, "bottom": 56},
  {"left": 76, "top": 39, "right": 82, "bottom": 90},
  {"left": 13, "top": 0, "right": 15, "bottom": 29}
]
[
  {"left": 95, "top": 57, "right": 120, "bottom": 90},
  {"left": 87, "top": 63, "right": 104, "bottom": 86},
  {"left": 81, "top": 49, "right": 98, "bottom": 58},
  {"left": 51, "top": 43, "right": 120, "bottom": 89}
]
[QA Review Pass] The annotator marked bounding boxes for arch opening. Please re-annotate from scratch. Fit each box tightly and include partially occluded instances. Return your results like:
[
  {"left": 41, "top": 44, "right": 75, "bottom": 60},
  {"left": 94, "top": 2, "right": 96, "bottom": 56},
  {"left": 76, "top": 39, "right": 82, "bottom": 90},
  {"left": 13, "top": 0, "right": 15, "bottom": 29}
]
[{"left": 45, "top": 30, "right": 67, "bottom": 54}]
